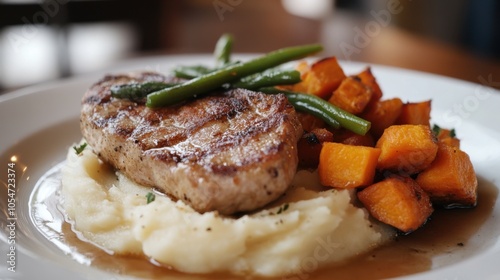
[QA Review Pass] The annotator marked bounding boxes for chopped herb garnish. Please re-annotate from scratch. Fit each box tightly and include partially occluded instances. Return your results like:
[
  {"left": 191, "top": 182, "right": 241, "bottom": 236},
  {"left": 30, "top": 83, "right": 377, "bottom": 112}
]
[
  {"left": 277, "top": 203, "right": 289, "bottom": 214},
  {"left": 432, "top": 124, "right": 441, "bottom": 136},
  {"left": 73, "top": 142, "right": 87, "bottom": 155},
  {"left": 449, "top": 128, "right": 456, "bottom": 138},
  {"left": 146, "top": 192, "right": 156, "bottom": 204},
  {"left": 432, "top": 124, "right": 456, "bottom": 138}
]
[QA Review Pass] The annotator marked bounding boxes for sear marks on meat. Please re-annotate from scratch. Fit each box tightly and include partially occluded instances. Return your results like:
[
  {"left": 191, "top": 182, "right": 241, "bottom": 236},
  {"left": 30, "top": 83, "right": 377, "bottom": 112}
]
[{"left": 80, "top": 72, "right": 303, "bottom": 215}]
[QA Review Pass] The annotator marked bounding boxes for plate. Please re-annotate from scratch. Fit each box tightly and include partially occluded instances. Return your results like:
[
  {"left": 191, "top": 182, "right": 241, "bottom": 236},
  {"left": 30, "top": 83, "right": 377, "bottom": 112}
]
[{"left": 1, "top": 55, "right": 500, "bottom": 280}]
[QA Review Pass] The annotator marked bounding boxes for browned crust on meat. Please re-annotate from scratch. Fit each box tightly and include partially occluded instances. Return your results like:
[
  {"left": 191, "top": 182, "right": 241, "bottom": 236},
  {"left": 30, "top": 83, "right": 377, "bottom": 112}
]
[{"left": 80, "top": 72, "right": 303, "bottom": 214}]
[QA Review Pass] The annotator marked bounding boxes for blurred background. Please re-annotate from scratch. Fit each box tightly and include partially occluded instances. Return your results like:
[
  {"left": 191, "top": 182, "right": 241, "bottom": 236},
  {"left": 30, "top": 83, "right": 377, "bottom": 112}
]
[{"left": 0, "top": 0, "right": 499, "bottom": 93}]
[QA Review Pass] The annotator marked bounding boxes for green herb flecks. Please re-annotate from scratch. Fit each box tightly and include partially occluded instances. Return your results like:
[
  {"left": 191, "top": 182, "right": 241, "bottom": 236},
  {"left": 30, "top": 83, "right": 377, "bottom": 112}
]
[
  {"left": 146, "top": 192, "right": 156, "bottom": 204},
  {"left": 276, "top": 203, "right": 289, "bottom": 214},
  {"left": 73, "top": 142, "right": 87, "bottom": 155},
  {"left": 449, "top": 128, "right": 456, "bottom": 138},
  {"left": 432, "top": 124, "right": 456, "bottom": 138},
  {"left": 432, "top": 124, "right": 441, "bottom": 136}
]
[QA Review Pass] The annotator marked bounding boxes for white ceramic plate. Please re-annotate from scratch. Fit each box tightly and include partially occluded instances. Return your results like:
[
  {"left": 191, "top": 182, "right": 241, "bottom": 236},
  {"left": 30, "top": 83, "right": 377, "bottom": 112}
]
[{"left": 1, "top": 55, "right": 499, "bottom": 280}]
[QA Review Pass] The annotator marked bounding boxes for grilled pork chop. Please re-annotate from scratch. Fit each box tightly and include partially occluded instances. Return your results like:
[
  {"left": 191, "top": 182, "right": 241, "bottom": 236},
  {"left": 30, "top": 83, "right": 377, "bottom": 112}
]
[{"left": 80, "top": 72, "right": 303, "bottom": 214}]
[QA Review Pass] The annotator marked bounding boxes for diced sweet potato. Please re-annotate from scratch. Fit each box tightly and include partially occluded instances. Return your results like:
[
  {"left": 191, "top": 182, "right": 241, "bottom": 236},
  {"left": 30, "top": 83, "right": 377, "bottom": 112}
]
[
  {"left": 435, "top": 127, "right": 460, "bottom": 148},
  {"left": 333, "top": 129, "right": 375, "bottom": 147},
  {"left": 357, "top": 176, "right": 433, "bottom": 233},
  {"left": 319, "top": 142, "right": 381, "bottom": 188},
  {"left": 296, "top": 112, "right": 326, "bottom": 132},
  {"left": 376, "top": 125, "right": 438, "bottom": 174},
  {"left": 328, "top": 76, "right": 373, "bottom": 115},
  {"left": 416, "top": 143, "right": 477, "bottom": 207},
  {"left": 439, "top": 136, "right": 461, "bottom": 148},
  {"left": 295, "top": 60, "right": 310, "bottom": 78},
  {"left": 396, "top": 100, "right": 432, "bottom": 126},
  {"left": 360, "top": 98, "right": 403, "bottom": 138},
  {"left": 293, "top": 57, "right": 346, "bottom": 99},
  {"left": 355, "top": 67, "right": 383, "bottom": 105},
  {"left": 287, "top": 61, "right": 311, "bottom": 92},
  {"left": 297, "top": 128, "right": 334, "bottom": 168}
]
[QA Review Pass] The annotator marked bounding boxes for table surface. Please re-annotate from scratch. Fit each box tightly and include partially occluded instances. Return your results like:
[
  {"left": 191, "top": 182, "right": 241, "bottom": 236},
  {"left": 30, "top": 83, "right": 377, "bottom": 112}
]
[
  {"left": 344, "top": 25, "right": 500, "bottom": 89},
  {"left": 155, "top": 2, "right": 499, "bottom": 90}
]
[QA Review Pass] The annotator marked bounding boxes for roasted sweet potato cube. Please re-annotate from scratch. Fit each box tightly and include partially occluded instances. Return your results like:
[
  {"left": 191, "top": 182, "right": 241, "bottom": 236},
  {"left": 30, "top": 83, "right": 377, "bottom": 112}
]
[
  {"left": 294, "top": 57, "right": 346, "bottom": 99},
  {"left": 376, "top": 125, "right": 438, "bottom": 174},
  {"left": 434, "top": 127, "right": 460, "bottom": 148},
  {"left": 288, "top": 61, "right": 311, "bottom": 92},
  {"left": 328, "top": 76, "right": 373, "bottom": 115},
  {"left": 396, "top": 100, "right": 432, "bottom": 126},
  {"left": 355, "top": 67, "right": 383, "bottom": 105},
  {"left": 319, "top": 142, "right": 381, "bottom": 188},
  {"left": 439, "top": 136, "right": 461, "bottom": 148},
  {"left": 416, "top": 143, "right": 477, "bottom": 207},
  {"left": 357, "top": 177, "right": 433, "bottom": 233},
  {"left": 297, "top": 112, "right": 326, "bottom": 132},
  {"left": 295, "top": 60, "right": 310, "bottom": 77},
  {"left": 333, "top": 129, "right": 375, "bottom": 147},
  {"left": 360, "top": 98, "right": 403, "bottom": 138},
  {"left": 298, "top": 128, "right": 334, "bottom": 168}
]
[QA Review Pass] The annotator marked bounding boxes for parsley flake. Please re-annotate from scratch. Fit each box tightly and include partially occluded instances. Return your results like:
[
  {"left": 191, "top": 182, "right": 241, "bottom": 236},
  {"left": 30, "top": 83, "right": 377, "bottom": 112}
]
[
  {"left": 146, "top": 192, "right": 156, "bottom": 204},
  {"left": 449, "top": 128, "right": 456, "bottom": 138},
  {"left": 432, "top": 124, "right": 441, "bottom": 137},
  {"left": 73, "top": 142, "right": 87, "bottom": 155},
  {"left": 277, "top": 203, "right": 289, "bottom": 214}
]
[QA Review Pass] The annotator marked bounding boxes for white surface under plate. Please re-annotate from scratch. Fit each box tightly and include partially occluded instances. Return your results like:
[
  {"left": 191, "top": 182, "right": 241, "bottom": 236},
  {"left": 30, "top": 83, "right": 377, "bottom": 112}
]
[{"left": 1, "top": 55, "right": 499, "bottom": 280}]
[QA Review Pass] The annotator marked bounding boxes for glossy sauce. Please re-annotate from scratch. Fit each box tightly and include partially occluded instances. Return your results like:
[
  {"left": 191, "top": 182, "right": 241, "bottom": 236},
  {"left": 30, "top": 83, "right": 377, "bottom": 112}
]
[{"left": 31, "top": 165, "right": 497, "bottom": 280}]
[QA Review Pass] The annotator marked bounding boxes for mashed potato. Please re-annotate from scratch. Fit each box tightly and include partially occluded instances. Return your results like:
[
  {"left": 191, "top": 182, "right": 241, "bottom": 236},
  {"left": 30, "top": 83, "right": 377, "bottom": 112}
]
[{"left": 61, "top": 144, "right": 393, "bottom": 277}]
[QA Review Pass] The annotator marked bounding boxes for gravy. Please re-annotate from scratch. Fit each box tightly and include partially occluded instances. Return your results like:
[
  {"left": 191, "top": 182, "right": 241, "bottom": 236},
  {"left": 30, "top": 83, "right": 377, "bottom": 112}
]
[{"left": 31, "top": 165, "right": 497, "bottom": 280}]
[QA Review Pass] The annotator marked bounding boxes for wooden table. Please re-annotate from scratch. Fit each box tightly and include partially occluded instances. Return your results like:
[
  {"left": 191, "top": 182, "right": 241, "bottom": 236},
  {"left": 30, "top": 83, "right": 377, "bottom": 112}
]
[
  {"left": 1, "top": 0, "right": 498, "bottom": 93},
  {"left": 349, "top": 25, "right": 500, "bottom": 89},
  {"left": 158, "top": 1, "right": 499, "bottom": 89}
]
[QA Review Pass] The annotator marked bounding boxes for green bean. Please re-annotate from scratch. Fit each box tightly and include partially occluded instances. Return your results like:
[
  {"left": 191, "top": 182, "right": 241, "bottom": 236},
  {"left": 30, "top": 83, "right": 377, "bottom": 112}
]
[
  {"left": 232, "top": 69, "right": 301, "bottom": 90},
  {"left": 172, "top": 65, "right": 212, "bottom": 79},
  {"left": 110, "top": 69, "right": 298, "bottom": 101},
  {"left": 214, "top": 33, "right": 234, "bottom": 67},
  {"left": 147, "top": 44, "right": 323, "bottom": 108},
  {"left": 110, "top": 81, "right": 177, "bottom": 100},
  {"left": 259, "top": 87, "right": 371, "bottom": 135},
  {"left": 173, "top": 61, "right": 240, "bottom": 79}
]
